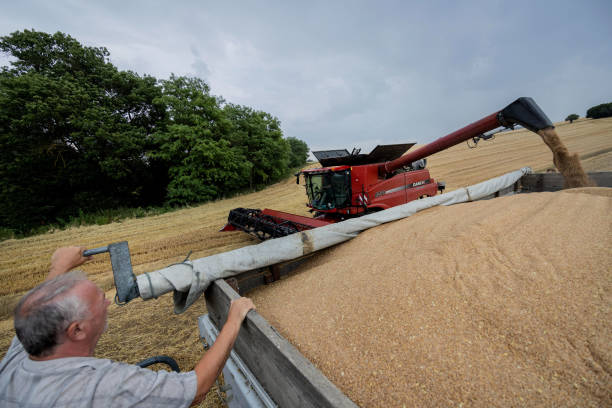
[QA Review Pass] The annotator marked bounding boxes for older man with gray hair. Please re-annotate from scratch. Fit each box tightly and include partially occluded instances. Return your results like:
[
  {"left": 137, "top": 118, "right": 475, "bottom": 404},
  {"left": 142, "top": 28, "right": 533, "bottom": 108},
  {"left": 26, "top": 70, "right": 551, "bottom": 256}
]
[{"left": 0, "top": 246, "right": 255, "bottom": 407}]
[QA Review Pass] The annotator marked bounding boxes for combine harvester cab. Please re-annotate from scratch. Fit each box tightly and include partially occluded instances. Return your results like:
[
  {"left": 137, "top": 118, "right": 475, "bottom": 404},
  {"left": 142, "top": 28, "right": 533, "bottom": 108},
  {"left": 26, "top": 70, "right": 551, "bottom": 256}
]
[{"left": 222, "top": 97, "right": 554, "bottom": 240}]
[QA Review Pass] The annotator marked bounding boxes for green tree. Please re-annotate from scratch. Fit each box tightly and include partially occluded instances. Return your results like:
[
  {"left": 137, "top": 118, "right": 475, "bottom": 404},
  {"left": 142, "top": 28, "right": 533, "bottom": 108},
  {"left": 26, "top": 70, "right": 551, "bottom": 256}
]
[
  {"left": 0, "top": 30, "right": 164, "bottom": 232},
  {"left": 586, "top": 102, "right": 612, "bottom": 119},
  {"left": 150, "top": 76, "right": 251, "bottom": 204},
  {"left": 565, "top": 114, "right": 579, "bottom": 123},
  {"left": 0, "top": 30, "right": 297, "bottom": 233},
  {"left": 224, "top": 104, "right": 290, "bottom": 189},
  {"left": 286, "top": 137, "right": 309, "bottom": 168}
]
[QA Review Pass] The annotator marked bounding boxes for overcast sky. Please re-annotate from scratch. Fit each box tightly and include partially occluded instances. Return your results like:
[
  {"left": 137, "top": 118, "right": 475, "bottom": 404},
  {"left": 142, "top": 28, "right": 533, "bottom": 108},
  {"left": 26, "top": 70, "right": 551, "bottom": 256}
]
[{"left": 1, "top": 0, "right": 611, "bottom": 155}]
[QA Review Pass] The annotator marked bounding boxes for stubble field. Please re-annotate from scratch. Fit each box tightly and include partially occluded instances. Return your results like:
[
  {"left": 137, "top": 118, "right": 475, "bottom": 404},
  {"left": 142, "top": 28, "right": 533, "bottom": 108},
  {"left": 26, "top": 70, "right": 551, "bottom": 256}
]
[{"left": 1, "top": 117, "right": 611, "bottom": 407}]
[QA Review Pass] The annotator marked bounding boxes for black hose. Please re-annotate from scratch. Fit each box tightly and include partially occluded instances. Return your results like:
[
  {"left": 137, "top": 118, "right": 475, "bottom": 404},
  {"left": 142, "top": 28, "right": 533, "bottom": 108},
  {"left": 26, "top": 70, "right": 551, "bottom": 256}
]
[{"left": 136, "top": 355, "right": 180, "bottom": 372}]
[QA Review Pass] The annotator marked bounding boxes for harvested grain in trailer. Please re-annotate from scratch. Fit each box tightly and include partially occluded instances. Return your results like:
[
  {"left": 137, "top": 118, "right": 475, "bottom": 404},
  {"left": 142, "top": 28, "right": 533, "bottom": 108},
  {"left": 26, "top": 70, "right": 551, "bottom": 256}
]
[{"left": 250, "top": 188, "right": 611, "bottom": 407}]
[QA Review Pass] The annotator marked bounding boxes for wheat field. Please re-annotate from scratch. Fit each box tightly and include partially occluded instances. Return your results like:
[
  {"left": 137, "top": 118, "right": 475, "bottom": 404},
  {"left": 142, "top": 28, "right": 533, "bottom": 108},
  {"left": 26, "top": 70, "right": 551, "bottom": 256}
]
[{"left": 1, "top": 117, "right": 611, "bottom": 407}]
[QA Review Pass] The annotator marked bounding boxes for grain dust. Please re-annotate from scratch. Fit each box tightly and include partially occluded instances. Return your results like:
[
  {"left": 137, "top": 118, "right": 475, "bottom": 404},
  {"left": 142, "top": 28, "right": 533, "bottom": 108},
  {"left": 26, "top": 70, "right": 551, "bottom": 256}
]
[{"left": 250, "top": 189, "right": 612, "bottom": 407}]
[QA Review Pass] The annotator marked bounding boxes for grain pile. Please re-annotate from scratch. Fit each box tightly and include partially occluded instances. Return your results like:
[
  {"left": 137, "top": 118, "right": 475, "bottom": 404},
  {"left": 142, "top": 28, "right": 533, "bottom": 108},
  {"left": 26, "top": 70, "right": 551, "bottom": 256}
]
[
  {"left": 250, "top": 188, "right": 611, "bottom": 407},
  {"left": 537, "top": 127, "right": 594, "bottom": 187}
]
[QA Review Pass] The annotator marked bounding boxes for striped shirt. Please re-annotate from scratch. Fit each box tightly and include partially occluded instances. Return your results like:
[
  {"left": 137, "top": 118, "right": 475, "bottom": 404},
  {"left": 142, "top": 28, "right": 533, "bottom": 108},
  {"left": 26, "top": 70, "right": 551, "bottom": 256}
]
[{"left": 0, "top": 337, "right": 197, "bottom": 407}]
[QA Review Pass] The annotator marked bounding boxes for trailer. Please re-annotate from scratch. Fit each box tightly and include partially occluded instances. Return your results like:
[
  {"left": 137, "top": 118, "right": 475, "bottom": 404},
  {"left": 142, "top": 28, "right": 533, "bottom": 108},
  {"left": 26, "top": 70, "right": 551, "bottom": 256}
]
[{"left": 200, "top": 171, "right": 612, "bottom": 407}]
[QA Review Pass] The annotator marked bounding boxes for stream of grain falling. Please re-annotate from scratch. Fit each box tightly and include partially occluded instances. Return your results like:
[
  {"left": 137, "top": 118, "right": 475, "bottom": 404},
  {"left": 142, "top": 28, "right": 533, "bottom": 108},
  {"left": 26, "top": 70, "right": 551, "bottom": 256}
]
[{"left": 537, "top": 127, "right": 594, "bottom": 187}]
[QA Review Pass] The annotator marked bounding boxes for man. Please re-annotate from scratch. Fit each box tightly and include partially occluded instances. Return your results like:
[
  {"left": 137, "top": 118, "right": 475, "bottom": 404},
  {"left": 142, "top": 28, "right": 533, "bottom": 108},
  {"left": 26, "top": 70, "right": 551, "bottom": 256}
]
[{"left": 0, "top": 246, "right": 255, "bottom": 407}]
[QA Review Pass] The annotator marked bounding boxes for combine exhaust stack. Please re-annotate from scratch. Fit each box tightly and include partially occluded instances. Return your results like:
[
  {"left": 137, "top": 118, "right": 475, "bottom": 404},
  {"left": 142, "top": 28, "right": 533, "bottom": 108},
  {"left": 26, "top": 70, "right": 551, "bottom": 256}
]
[{"left": 222, "top": 97, "right": 553, "bottom": 240}]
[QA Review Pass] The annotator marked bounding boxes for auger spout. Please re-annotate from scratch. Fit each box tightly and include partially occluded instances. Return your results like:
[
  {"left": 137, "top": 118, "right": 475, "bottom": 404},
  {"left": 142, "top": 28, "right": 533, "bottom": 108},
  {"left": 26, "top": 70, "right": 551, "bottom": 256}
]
[{"left": 382, "top": 97, "right": 554, "bottom": 174}]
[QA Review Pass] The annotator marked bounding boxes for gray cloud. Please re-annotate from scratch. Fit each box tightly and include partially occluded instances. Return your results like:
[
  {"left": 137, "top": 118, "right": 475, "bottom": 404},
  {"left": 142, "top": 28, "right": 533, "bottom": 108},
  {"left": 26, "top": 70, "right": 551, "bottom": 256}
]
[
  {"left": 190, "top": 45, "right": 211, "bottom": 80},
  {"left": 1, "top": 0, "right": 611, "bottom": 155}
]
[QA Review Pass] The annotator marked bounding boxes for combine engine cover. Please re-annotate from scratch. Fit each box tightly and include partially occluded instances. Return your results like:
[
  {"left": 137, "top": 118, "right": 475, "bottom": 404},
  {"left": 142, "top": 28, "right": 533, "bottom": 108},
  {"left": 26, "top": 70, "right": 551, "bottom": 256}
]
[{"left": 312, "top": 143, "right": 415, "bottom": 167}]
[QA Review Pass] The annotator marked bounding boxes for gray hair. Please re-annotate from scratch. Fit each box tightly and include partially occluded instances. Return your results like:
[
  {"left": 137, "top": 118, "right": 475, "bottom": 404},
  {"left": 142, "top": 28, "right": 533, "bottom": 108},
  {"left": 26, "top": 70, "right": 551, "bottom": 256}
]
[{"left": 14, "top": 271, "right": 91, "bottom": 357}]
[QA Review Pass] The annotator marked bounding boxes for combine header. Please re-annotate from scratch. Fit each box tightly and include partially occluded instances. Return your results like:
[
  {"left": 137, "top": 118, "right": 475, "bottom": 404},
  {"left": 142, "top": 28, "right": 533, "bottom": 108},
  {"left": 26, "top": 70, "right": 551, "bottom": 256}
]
[{"left": 222, "top": 97, "right": 553, "bottom": 240}]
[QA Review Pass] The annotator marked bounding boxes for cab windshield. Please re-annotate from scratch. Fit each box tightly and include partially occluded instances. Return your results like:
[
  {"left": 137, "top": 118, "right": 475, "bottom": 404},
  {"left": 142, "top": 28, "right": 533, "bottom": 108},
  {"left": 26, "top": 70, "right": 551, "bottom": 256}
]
[{"left": 304, "top": 170, "right": 351, "bottom": 210}]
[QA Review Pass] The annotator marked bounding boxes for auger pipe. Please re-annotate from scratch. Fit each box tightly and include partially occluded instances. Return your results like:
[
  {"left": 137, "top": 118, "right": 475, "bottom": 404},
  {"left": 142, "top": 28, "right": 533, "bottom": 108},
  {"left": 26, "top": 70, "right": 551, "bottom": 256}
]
[{"left": 383, "top": 97, "right": 554, "bottom": 174}]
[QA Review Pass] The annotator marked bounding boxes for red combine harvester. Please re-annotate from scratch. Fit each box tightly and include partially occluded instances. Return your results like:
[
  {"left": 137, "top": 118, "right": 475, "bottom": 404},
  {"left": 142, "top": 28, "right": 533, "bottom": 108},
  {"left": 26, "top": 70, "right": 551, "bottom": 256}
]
[{"left": 221, "top": 97, "right": 553, "bottom": 240}]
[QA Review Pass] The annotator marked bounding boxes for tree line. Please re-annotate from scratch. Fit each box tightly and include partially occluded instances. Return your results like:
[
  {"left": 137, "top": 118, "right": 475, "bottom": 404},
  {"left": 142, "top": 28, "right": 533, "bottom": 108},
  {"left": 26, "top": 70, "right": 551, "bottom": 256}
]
[
  {"left": 586, "top": 103, "right": 612, "bottom": 120},
  {"left": 565, "top": 102, "right": 612, "bottom": 123},
  {"left": 0, "top": 30, "right": 309, "bottom": 235}
]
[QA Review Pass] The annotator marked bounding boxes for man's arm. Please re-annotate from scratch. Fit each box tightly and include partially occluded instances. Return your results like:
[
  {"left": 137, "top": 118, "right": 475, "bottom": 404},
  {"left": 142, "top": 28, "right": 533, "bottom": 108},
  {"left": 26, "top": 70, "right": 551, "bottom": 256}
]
[
  {"left": 47, "top": 246, "right": 92, "bottom": 280},
  {"left": 191, "top": 297, "right": 255, "bottom": 404}
]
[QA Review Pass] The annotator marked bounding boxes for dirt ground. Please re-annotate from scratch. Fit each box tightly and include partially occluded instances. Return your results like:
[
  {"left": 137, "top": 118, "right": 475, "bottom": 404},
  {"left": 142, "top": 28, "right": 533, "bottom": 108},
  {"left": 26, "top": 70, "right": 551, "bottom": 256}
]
[{"left": 0, "top": 117, "right": 611, "bottom": 407}]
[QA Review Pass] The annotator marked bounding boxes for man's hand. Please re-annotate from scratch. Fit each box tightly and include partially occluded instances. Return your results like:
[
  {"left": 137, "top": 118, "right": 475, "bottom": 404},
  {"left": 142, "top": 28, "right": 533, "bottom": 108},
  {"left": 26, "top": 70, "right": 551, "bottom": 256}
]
[
  {"left": 48, "top": 246, "right": 92, "bottom": 280},
  {"left": 227, "top": 297, "right": 256, "bottom": 326}
]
